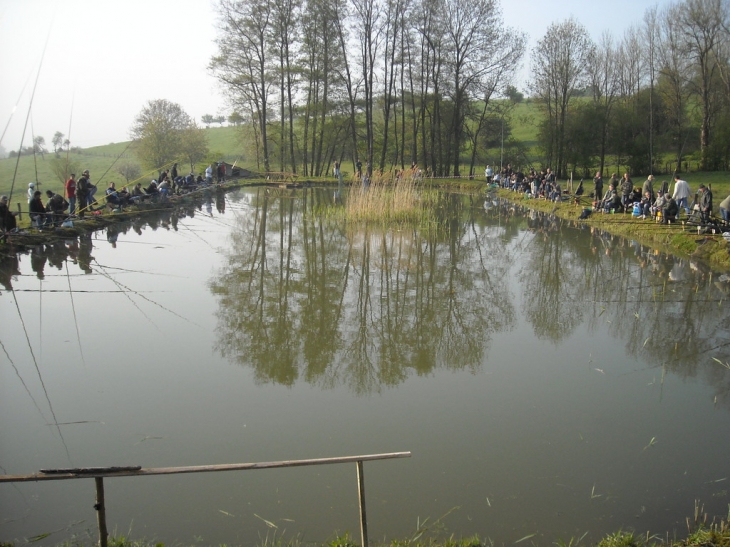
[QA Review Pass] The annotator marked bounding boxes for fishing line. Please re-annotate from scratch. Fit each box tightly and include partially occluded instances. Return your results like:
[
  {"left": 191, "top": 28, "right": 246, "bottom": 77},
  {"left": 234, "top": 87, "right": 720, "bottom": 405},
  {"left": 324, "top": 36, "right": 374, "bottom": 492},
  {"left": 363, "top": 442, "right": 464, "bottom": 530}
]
[
  {"left": 92, "top": 259, "right": 197, "bottom": 326},
  {"left": 0, "top": 337, "right": 51, "bottom": 424},
  {"left": 9, "top": 287, "right": 72, "bottom": 465},
  {"left": 39, "top": 277, "right": 42, "bottom": 365},
  {"left": 90, "top": 262, "right": 161, "bottom": 332},
  {"left": 65, "top": 261, "right": 86, "bottom": 368}
]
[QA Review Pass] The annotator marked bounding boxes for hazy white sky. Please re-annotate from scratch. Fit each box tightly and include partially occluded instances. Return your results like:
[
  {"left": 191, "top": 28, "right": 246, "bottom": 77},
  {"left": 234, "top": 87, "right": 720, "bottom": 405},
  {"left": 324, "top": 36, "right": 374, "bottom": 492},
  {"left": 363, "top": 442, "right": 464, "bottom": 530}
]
[{"left": 0, "top": 0, "right": 671, "bottom": 151}]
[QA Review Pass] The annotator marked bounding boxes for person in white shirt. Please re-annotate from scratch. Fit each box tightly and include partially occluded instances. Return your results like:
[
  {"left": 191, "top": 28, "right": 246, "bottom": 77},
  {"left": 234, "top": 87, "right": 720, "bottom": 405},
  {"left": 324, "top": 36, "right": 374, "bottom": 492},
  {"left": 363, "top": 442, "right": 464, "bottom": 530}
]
[{"left": 672, "top": 174, "right": 691, "bottom": 216}]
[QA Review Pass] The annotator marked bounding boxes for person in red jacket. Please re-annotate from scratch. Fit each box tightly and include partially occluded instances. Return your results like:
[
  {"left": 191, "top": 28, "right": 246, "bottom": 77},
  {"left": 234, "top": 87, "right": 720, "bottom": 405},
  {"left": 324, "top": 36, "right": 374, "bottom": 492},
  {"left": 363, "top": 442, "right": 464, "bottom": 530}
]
[{"left": 65, "top": 173, "right": 77, "bottom": 215}]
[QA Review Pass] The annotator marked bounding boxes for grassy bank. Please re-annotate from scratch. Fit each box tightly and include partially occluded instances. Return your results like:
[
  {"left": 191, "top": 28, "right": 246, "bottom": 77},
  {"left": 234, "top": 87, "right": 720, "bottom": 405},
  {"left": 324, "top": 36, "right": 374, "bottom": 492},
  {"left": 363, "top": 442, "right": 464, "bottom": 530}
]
[
  {"left": 4, "top": 526, "right": 728, "bottom": 547},
  {"left": 489, "top": 186, "right": 730, "bottom": 272}
]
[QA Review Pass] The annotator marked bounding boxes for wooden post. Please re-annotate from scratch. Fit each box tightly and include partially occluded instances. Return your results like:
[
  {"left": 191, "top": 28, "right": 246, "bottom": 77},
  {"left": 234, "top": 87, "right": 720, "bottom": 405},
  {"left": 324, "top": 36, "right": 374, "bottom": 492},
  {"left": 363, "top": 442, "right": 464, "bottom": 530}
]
[
  {"left": 356, "top": 461, "right": 368, "bottom": 547},
  {"left": 95, "top": 477, "right": 108, "bottom": 547}
]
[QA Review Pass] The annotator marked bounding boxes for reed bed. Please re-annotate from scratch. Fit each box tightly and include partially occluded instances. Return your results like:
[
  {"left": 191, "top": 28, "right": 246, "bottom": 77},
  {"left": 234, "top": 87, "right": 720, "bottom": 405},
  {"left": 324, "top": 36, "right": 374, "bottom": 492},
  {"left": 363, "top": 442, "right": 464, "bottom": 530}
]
[{"left": 343, "top": 172, "right": 432, "bottom": 225}]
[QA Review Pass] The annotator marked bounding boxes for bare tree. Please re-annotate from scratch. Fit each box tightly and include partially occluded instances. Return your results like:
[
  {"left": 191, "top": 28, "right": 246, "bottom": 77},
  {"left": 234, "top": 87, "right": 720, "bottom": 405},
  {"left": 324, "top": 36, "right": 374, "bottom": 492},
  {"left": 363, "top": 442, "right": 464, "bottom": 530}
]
[
  {"left": 530, "top": 18, "right": 595, "bottom": 177},
  {"left": 588, "top": 31, "right": 620, "bottom": 175},
  {"left": 212, "top": 0, "right": 274, "bottom": 173},
  {"left": 675, "top": 0, "right": 727, "bottom": 169}
]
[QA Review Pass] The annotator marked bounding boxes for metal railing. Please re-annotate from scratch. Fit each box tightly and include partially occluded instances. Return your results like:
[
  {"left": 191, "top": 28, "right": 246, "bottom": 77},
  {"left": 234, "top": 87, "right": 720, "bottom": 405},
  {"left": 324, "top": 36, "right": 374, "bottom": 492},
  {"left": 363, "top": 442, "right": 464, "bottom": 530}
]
[{"left": 0, "top": 452, "right": 411, "bottom": 547}]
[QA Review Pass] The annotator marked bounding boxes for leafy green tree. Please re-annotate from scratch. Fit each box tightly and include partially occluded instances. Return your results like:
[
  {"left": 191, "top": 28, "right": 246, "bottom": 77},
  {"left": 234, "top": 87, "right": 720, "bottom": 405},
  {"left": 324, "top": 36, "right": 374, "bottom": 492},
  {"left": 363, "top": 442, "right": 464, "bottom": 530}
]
[
  {"left": 130, "top": 99, "right": 192, "bottom": 171},
  {"left": 180, "top": 123, "right": 209, "bottom": 172},
  {"left": 227, "top": 112, "right": 244, "bottom": 125},
  {"left": 201, "top": 114, "right": 215, "bottom": 127}
]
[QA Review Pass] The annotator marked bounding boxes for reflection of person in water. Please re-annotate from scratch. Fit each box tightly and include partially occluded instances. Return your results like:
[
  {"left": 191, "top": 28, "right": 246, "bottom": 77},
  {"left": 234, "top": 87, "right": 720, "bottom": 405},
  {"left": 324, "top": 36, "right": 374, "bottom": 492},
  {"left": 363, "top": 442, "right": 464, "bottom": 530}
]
[
  {"left": 47, "top": 241, "right": 69, "bottom": 270},
  {"left": 216, "top": 187, "right": 226, "bottom": 214},
  {"left": 107, "top": 226, "right": 120, "bottom": 248},
  {"left": 0, "top": 253, "right": 20, "bottom": 290},
  {"left": 78, "top": 233, "right": 93, "bottom": 274},
  {"left": 31, "top": 245, "right": 48, "bottom": 279}
]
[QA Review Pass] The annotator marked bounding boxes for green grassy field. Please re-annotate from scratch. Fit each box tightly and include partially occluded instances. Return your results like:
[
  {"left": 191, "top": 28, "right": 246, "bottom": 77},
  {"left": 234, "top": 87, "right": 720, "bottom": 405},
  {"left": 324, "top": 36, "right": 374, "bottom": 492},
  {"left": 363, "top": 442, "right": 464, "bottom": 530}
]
[
  {"left": 3, "top": 117, "right": 729, "bottom": 218},
  {"left": 0, "top": 126, "right": 250, "bottom": 215}
]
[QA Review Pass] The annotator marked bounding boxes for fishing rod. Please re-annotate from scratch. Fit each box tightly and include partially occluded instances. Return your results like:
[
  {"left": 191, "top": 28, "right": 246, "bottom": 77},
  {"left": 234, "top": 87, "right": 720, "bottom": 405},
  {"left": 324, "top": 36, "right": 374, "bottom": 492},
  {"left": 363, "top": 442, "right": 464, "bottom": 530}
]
[
  {"left": 7, "top": 19, "right": 54, "bottom": 205},
  {"left": 0, "top": 70, "right": 33, "bottom": 147},
  {"left": 9, "top": 286, "right": 72, "bottom": 465}
]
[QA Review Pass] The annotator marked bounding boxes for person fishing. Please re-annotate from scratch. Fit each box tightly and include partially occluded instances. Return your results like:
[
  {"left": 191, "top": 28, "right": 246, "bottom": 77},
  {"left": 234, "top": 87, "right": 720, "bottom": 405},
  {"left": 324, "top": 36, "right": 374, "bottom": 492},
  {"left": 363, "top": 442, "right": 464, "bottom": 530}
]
[
  {"left": 76, "top": 170, "right": 92, "bottom": 217},
  {"left": 0, "top": 195, "right": 19, "bottom": 233}
]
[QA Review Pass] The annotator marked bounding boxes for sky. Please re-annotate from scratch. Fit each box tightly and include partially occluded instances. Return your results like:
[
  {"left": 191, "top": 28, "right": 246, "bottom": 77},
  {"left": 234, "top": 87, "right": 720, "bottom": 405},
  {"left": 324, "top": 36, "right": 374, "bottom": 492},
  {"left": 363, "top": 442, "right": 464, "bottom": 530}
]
[{"left": 0, "top": 0, "right": 672, "bottom": 153}]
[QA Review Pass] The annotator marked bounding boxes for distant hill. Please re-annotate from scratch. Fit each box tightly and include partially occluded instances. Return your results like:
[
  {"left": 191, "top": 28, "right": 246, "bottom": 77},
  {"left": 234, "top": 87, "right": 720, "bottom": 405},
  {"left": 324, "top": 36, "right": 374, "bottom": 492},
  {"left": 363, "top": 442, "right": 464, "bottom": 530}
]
[{"left": 0, "top": 126, "right": 250, "bottom": 212}]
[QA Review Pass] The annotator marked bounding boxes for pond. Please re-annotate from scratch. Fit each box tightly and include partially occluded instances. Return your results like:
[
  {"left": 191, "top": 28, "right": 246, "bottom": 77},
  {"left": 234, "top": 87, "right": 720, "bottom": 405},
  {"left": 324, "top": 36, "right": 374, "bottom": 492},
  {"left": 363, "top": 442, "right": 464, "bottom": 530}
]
[{"left": 1, "top": 187, "right": 729, "bottom": 547}]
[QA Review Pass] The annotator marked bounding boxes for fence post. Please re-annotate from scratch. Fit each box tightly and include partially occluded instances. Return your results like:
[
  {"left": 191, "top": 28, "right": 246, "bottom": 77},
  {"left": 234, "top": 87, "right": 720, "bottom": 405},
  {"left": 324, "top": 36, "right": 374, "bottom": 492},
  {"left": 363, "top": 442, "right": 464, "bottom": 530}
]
[
  {"left": 95, "top": 477, "right": 108, "bottom": 547},
  {"left": 356, "top": 461, "right": 368, "bottom": 547}
]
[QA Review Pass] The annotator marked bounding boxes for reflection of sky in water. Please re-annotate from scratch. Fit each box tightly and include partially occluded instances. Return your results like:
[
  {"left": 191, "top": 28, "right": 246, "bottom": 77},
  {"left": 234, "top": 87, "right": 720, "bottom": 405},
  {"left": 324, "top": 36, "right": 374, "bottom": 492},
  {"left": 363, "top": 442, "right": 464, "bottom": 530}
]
[{"left": 1, "top": 190, "right": 729, "bottom": 546}]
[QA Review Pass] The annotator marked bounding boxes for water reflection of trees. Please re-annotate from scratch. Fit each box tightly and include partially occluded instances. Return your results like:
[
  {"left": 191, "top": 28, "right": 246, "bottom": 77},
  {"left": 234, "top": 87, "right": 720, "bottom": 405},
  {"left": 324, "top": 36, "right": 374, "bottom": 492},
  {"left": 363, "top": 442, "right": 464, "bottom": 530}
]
[
  {"left": 210, "top": 189, "right": 516, "bottom": 393},
  {"left": 495, "top": 203, "right": 730, "bottom": 406}
]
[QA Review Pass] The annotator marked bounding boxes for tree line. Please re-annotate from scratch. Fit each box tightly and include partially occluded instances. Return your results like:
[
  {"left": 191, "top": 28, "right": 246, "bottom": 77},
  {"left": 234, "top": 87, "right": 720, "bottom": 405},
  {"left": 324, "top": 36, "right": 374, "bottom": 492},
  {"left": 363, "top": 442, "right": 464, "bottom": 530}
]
[
  {"left": 532, "top": 0, "right": 730, "bottom": 178},
  {"left": 209, "top": 0, "right": 730, "bottom": 180},
  {"left": 210, "top": 0, "right": 525, "bottom": 177}
]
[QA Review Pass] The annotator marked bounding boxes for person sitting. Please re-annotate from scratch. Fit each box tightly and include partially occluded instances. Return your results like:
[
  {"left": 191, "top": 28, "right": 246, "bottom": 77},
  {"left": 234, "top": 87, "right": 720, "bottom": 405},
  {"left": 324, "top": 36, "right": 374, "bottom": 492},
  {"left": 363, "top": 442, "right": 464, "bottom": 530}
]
[
  {"left": 185, "top": 172, "right": 195, "bottom": 187},
  {"left": 639, "top": 191, "right": 652, "bottom": 219},
  {"left": 0, "top": 195, "right": 19, "bottom": 233},
  {"left": 145, "top": 180, "right": 159, "bottom": 196},
  {"left": 549, "top": 181, "right": 562, "bottom": 202},
  {"left": 29, "top": 190, "right": 47, "bottom": 227},
  {"left": 662, "top": 194, "right": 679, "bottom": 224},
  {"left": 158, "top": 178, "right": 171, "bottom": 198},
  {"left": 106, "top": 182, "right": 122, "bottom": 208},
  {"left": 651, "top": 190, "right": 667, "bottom": 218},
  {"left": 131, "top": 183, "right": 145, "bottom": 202},
  {"left": 45, "top": 190, "right": 69, "bottom": 225},
  {"left": 600, "top": 184, "right": 621, "bottom": 213},
  {"left": 720, "top": 193, "right": 730, "bottom": 223},
  {"left": 698, "top": 184, "right": 713, "bottom": 223},
  {"left": 173, "top": 176, "right": 185, "bottom": 194}
]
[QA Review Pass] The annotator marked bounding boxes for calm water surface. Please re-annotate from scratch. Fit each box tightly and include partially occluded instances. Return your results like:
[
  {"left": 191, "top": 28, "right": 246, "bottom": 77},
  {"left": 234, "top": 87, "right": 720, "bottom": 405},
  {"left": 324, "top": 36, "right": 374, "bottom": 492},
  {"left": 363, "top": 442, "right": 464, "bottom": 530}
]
[{"left": 1, "top": 188, "right": 729, "bottom": 546}]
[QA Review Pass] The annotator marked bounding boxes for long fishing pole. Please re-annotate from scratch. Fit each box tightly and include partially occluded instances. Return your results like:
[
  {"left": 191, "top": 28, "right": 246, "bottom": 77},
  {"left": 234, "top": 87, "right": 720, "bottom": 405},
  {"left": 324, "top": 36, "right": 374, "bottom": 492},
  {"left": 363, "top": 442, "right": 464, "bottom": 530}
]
[
  {"left": 7, "top": 19, "right": 54, "bottom": 204},
  {"left": 0, "top": 337, "right": 51, "bottom": 424},
  {"left": 0, "top": 70, "right": 33, "bottom": 147},
  {"left": 9, "top": 286, "right": 72, "bottom": 465}
]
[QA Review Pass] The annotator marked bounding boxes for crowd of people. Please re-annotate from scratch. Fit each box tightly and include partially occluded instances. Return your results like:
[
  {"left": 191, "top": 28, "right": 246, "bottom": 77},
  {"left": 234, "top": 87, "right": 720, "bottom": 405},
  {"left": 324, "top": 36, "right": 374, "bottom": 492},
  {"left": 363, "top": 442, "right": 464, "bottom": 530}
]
[
  {"left": 486, "top": 164, "right": 729, "bottom": 227},
  {"left": 0, "top": 162, "right": 231, "bottom": 234}
]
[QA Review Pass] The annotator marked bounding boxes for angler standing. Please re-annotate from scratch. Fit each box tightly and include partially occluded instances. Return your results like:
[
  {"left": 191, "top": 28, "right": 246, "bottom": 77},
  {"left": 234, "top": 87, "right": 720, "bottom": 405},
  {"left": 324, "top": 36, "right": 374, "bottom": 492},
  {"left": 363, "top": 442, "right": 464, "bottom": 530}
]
[
  {"left": 76, "top": 169, "right": 91, "bottom": 217},
  {"left": 65, "top": 173, "right": 77, "bottom": 215}
]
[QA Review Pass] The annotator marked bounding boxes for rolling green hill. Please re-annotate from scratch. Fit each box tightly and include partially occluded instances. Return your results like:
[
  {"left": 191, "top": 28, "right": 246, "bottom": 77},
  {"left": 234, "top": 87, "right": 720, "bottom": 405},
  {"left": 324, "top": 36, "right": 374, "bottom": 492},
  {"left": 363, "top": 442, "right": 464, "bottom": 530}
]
[{"left": 0, "top": 126, "right": 250, "bottom": 214}]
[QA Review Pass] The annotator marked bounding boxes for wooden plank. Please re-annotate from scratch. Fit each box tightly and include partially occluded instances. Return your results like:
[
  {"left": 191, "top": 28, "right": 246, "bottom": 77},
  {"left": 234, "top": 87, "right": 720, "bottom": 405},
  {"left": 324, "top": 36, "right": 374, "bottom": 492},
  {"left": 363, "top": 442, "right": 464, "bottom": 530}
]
[
  {"left": 95, "top": 477, "right": 108, "bottom": 547},
  {"left": 357, "top": 461, "right": 369, "bottom": 547},
  {"left": 0, "top": 452, "right": 411, "bottom": 483}
]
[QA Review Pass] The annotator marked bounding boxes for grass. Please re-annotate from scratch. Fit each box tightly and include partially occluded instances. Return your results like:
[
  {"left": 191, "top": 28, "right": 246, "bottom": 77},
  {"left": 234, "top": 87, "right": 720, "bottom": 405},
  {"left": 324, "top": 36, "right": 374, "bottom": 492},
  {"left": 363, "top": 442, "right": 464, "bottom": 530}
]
[
  {"left": 4, "top": 526, "right": 730, "bottom": 547},
  {"left": 490, "top": 185, "right": 730, "bottom": 272}
]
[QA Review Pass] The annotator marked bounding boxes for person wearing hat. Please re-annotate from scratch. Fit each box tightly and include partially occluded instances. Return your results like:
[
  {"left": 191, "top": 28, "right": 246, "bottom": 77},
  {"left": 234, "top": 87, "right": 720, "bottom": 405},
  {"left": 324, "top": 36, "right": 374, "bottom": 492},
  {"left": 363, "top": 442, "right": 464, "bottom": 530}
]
[
  {"left": 27, "top": 182, "right": 38, "bottom": 209},
  {"left": 698, "top": 184, "right": 713, "bottom": 223},
  {"left": 0, "top": 195, "right": 19, "bottom": 232}
]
